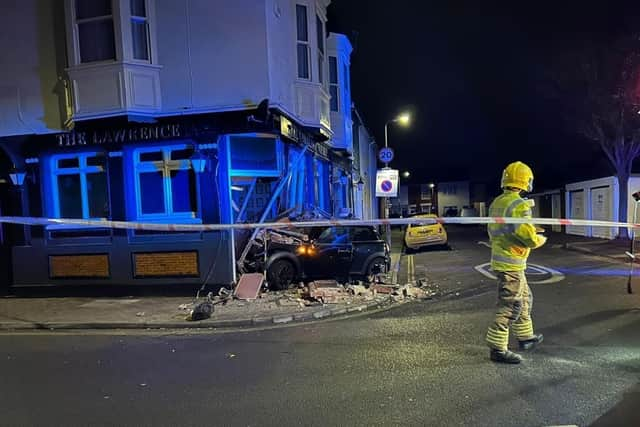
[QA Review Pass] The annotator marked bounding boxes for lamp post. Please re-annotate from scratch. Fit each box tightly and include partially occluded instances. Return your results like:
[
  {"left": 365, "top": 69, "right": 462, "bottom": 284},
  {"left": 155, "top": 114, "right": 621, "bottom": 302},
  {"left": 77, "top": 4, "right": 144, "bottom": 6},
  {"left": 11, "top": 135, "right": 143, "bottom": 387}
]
[
  {"left": 429, "top": 183, "right": 436, "bottom": 214},
  {"left": 382, "top": 112, "right": 411, "bottom": 248}
]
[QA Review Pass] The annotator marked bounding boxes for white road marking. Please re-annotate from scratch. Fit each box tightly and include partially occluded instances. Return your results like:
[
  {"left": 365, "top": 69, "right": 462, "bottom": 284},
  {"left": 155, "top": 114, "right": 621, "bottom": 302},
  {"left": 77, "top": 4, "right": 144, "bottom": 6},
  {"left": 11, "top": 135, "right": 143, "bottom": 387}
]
[
  {"left": 477, "top": 241, "right": 491, "bottom": 248},
  {"left": 474, "top": 263, "right": 566, "bottom": 284}
]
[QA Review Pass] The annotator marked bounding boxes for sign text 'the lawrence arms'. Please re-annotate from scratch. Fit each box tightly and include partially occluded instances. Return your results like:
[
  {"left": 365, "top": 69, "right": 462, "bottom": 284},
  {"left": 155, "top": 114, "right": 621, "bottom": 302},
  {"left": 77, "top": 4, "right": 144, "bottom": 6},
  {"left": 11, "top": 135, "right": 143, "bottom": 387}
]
[{"left": 56, "top": 124, "right": 181, "bottom": 147}]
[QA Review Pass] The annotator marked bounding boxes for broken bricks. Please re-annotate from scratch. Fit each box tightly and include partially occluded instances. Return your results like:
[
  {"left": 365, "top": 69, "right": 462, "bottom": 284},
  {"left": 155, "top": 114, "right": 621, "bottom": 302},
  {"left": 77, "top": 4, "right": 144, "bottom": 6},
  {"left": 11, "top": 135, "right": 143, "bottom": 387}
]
[{"left": 308, "top": 281, "right": 349, "bottom": 304}]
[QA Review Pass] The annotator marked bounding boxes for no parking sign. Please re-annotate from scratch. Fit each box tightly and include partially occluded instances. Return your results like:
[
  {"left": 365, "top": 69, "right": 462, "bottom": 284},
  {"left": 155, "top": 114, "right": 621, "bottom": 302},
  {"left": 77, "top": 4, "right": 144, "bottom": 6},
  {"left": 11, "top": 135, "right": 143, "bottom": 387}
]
[{"left": 376, "top": 169, "right": 399, "bottom": 197}]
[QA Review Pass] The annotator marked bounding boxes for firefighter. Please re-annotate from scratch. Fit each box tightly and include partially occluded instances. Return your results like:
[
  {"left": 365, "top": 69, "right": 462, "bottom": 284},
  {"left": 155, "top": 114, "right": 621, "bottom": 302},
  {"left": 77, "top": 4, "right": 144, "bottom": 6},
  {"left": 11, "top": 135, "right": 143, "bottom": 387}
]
[{"left": 486, "top": 161, "right": 546, "bottom": 364}]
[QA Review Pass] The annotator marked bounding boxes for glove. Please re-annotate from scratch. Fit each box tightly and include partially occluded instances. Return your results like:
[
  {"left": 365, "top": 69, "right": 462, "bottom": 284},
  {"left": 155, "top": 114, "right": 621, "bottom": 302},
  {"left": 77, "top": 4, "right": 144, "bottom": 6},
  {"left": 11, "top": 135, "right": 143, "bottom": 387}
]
[{"left": 534, "top": 235, "right": 547, "bottom": 249}]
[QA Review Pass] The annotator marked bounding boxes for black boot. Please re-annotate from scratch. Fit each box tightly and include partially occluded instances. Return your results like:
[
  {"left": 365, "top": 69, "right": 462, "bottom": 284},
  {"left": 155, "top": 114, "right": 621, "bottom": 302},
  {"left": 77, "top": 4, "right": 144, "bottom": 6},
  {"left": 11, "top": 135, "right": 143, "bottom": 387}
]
[
  {"left": 490, "top": 349, "right": 522, "bottom": 364},
  {"left": 518, "top": 334, "right": 543, "bottom": 351}
]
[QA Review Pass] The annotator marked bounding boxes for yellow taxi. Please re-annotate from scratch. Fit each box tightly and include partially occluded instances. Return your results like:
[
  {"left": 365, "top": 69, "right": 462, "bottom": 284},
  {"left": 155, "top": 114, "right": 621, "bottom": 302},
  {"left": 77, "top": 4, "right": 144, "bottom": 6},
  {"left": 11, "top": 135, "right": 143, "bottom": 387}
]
[{"left": 404, "top": 214, "right": 448, "bottom": 251}]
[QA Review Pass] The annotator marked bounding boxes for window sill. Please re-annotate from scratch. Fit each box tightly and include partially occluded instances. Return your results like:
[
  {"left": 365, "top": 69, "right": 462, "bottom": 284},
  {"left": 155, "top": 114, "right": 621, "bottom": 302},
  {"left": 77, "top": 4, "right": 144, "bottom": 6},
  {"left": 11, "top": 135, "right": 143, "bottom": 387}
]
[
  {"left": 66, "top": 61, "right": 163, "bottom": 72},
  {"left": 46, "top": 220, "right": 109, "bottom": 231},
  {"left": 134, "top": 215, "right": 202, "bottom": 224}
]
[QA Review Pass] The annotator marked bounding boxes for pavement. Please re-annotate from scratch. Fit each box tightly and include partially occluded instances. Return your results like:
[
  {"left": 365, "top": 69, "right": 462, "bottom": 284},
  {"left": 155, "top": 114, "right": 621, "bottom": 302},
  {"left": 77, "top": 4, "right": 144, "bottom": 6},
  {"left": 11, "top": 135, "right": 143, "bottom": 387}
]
[
  {"left": 0, "top": 233, "right": 410, "bottom": 331},
  {"left": 0, "top": 292, "right": 398, "bottom": 331},
  {"left": 2, "top": 226, "right": 639, "bottom": 426},
  {"left": 564, "top": 234, "right": 636, "bottom": 263}
]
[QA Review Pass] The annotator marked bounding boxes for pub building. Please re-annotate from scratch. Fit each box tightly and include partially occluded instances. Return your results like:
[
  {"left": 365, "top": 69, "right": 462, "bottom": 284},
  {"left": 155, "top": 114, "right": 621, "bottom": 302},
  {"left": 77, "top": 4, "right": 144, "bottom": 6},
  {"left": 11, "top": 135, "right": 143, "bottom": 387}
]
[
  {"left": 0, "top": 0, "right": 363, "bottom": 290},
  {"left": 2, "top": 108, "right": 353, "bottom": 288}
]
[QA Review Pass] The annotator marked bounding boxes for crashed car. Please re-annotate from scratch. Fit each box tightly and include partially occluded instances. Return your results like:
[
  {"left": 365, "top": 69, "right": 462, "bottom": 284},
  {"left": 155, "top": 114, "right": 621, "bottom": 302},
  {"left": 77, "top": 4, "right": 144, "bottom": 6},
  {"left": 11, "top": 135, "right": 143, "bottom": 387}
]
[{"left": 246, "top": 226, "right": 390, "bottom": 290}]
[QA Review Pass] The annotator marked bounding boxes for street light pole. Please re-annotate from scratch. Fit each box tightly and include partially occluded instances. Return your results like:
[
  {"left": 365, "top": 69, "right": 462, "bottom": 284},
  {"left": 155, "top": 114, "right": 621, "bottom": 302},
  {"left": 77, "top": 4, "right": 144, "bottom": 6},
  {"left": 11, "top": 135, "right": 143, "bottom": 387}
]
[
  {"left": 381, "top": 113, "right": 410, "bottom": 249},
  {"left": 382, "top": 120, "right": 392, "bottom": 248}
]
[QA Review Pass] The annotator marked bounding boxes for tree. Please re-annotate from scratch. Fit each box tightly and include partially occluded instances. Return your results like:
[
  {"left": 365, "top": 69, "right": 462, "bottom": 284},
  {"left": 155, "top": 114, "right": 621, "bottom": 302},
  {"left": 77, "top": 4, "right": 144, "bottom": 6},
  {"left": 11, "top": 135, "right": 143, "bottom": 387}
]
[{"left": 547, "top": 34, "right": 640, "bottom": 238}]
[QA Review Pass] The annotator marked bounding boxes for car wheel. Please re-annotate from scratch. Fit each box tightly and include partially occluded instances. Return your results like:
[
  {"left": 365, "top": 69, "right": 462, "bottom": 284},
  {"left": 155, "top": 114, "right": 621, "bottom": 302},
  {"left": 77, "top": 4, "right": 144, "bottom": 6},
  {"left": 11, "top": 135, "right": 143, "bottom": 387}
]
[
  {"left": 267, "top": 259, "right": 298, "bottom": 290},
  {"left": 366, "top": 257, "right": 388, "bottom": 283}
]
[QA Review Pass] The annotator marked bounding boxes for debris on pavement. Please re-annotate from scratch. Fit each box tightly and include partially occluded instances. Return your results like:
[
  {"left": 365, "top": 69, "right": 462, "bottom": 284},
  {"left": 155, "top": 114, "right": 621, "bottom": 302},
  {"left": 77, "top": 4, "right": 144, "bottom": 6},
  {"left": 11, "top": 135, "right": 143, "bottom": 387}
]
[
  {"left": 370, "top": 284, "right": 398, "bottom": 295},
  {"left": 135, "top": 312, "right": 145, "bottom": 317},
  {"left": 185, "top": 293, "right": 215, "bottom": 321},
  {"left": 179, "top": 273, "right": 435, "bottom": 323},
  {"left": 234, "top": 273, "right": 264, "bottom": 300},
  {"left": 308, "top": 281, "right": 349, "bottom": 304}
]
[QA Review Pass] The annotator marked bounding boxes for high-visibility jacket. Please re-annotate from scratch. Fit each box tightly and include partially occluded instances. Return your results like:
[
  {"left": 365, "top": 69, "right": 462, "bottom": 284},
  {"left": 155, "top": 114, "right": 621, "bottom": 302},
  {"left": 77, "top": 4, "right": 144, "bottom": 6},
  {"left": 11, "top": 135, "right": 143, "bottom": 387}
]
[{"left": 488, "top": 190, "right": 545, "bottom": 272}]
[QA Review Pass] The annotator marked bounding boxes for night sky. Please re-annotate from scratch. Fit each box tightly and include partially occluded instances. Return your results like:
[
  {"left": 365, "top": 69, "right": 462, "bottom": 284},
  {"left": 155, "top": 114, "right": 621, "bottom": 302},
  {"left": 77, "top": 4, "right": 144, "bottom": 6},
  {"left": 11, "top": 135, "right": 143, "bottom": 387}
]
[{"left": 327, "top": 1, "right": 640, "bottom": 194}]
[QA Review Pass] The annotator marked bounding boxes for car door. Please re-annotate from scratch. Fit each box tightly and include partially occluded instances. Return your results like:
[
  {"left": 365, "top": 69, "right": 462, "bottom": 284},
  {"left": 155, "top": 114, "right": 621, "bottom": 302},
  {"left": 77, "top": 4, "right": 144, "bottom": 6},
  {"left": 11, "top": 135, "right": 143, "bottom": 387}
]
[
  {"left": 308, "top": 227, "right": 353, "bottom": 280},
  {"left": 349, "top": 227, "right": 383, "bottom": 274}
]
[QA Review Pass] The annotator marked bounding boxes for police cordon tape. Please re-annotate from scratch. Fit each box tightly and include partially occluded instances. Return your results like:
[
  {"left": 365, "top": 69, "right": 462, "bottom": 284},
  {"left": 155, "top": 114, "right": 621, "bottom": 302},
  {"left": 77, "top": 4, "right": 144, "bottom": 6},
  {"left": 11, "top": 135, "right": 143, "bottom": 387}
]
[{"left": 0, "top": 215, "right": 638, "bottom": 232}]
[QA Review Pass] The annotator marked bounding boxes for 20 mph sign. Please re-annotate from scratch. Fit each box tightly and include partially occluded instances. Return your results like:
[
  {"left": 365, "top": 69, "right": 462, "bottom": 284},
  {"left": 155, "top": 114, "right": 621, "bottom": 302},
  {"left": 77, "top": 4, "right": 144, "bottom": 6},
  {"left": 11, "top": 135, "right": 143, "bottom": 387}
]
[{"left": 376, "top": 169, "right": 399, "bottom": 197}]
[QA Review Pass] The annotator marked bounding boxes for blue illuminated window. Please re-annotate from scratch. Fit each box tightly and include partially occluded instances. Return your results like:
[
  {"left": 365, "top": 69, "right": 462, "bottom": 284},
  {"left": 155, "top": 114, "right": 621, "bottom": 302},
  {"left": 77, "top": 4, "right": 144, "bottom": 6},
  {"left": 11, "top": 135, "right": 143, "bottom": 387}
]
[
  {"left": 50, "top": 152, "right": 109, "bottom": 219},
  {"left": 133, "top": 145, "right": 199, "bottom": 222},
  {"left": 229, "top": 135, "right": 282, "bottom": 177}
]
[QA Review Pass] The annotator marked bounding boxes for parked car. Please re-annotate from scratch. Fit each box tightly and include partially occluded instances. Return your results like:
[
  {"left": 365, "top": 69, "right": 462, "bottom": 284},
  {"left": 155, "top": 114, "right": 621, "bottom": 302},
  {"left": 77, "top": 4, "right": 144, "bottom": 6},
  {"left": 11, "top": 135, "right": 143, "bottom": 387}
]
[
  {"left": 260, "top": 226, "right": 390, "bottom": 290},
  {"left": 404, "top": 214, "right": 448, "bottom": 251}
]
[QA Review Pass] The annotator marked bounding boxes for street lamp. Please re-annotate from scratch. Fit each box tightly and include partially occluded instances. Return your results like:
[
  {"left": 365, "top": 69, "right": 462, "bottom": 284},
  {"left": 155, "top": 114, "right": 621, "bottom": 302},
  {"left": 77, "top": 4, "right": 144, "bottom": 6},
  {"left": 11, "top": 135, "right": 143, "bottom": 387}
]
[
  {"left": 401, "top": 171, "right": 411, "bottom": 179},
  {"left": 429, "top": 183, "right": 436, "bottom": 214},
  {"left": 383, "top": 112, "right": 411, "bottom": 165},
  {"left": 381, "top": 112, "right": 411, "bottom": 248}
]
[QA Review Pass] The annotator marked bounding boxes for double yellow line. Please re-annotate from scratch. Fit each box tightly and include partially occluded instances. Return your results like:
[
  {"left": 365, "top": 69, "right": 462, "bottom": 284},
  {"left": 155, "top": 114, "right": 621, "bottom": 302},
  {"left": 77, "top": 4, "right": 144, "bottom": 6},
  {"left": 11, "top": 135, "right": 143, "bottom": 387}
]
[{"left": 405, "top": 253, "right": 416, "bottom": 285}]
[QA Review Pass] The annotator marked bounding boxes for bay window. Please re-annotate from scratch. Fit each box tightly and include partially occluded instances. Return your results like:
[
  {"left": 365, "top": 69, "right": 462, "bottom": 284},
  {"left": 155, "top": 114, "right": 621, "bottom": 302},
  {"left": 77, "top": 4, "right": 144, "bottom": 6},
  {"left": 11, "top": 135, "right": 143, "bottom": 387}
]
[
  {"left": 316, "top": 14, "right": 325, "bottom": 85},
  {"left": 75, "top": 0, "right": 116, "bottom": 63},
  {"left": 296, "top": 4, "right": 310, "bottom": 79},
  {"left": 329, "top": 56, "right": 339, "bottom": 111},
  {"left": 130, "top": 0, "right": 150, "bottom": 61}
]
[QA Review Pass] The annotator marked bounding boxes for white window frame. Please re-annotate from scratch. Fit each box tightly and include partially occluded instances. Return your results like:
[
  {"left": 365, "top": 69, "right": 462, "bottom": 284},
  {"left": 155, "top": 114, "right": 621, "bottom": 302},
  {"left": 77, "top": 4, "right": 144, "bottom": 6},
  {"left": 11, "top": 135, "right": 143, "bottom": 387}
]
[
  {"left": 130, "top": 0, "right": 151, "bottom": 62},
  {"left": 50, "top": 152, "right": 108, "bottom": 220},
  {"left": 72, "top": 0, "right": 117, "bottom": 64},
  {"left": 296, "top": 4, "right": 311, "bottom": 80},
  {"left": 133, "top": 144, "right": 200, "bottom": 223}
]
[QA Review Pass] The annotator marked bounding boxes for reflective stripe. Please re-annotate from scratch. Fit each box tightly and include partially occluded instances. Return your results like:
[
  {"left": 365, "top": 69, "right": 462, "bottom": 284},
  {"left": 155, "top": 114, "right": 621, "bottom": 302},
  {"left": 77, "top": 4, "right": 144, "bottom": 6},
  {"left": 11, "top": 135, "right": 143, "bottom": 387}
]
[
  {"left": 512, "top": 320, "right": 534, "bottom": 339},
  {"left": 486, "top": 326, "right": 509, "bottom": 351},
  {"left": 505, "top": 198, "right": 526, "bottom": 216},
  {"left": 491, "top": 254, "right": 526, "bottom": 265},
  {"left": 488, "top": 224, "right": 514, "bottom": 237}
]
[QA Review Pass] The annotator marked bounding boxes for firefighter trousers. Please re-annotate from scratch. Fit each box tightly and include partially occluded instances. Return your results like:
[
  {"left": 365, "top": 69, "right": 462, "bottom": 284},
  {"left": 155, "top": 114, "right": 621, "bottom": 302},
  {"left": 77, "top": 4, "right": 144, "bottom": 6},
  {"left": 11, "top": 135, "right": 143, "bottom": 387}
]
[{"left": 486, "top": 270, "right": 535, "bottom": 351}]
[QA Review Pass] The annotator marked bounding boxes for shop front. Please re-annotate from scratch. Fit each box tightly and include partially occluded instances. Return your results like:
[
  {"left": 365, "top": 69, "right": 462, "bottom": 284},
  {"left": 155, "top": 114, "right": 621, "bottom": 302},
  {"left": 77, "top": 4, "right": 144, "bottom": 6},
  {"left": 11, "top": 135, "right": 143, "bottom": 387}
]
[{"left": 4, "top": 111, "right": 347, "bottom": 288}]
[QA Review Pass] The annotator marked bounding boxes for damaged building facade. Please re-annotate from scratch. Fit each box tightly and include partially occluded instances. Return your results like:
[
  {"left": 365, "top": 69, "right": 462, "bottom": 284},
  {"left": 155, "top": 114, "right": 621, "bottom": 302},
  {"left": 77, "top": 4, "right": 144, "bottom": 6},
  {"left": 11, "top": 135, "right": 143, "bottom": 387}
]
[{"left": 0, "top": 0, "right": 378, "bottom": 289}]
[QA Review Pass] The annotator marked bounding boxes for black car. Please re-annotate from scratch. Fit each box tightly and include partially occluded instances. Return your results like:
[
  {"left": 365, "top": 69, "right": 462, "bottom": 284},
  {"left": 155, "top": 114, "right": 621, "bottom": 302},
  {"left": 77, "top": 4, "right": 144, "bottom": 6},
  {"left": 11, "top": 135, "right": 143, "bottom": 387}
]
[{"left": 261, "top": 226, "right": 390, "bottom": 290}]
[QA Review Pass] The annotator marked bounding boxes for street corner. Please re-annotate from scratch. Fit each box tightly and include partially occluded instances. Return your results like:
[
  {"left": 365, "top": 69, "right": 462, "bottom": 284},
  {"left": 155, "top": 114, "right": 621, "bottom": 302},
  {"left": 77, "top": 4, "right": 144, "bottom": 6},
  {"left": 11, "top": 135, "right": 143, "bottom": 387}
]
[
  {"left": 0, "top": 279, "right": 433, "bottom": 333},
  {"left": 473, "top": 263, "right": 566, "bottom": 284}
]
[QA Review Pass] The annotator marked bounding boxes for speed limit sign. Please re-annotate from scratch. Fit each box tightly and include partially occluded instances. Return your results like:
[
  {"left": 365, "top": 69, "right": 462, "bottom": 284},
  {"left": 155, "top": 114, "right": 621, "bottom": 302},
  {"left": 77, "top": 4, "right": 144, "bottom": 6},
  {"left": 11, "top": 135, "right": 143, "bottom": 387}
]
[{"left": 378, "top": 147, "right": 394, "bottom": 163}]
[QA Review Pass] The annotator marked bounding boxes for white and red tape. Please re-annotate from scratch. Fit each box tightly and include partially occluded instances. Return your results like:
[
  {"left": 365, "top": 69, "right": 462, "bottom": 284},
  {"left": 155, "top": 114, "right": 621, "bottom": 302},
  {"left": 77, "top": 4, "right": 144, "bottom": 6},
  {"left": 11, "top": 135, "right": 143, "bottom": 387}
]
[{"left": 0, "top": 215, "right": 637, "bottom": 232}]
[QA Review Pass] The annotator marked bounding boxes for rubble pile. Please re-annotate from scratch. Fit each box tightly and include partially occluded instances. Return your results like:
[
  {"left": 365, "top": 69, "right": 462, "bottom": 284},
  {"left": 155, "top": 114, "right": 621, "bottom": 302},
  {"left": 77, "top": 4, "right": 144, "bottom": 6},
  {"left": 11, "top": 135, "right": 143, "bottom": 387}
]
[{"left": 180, "top": 274, "right": 439, "bottom": 322}]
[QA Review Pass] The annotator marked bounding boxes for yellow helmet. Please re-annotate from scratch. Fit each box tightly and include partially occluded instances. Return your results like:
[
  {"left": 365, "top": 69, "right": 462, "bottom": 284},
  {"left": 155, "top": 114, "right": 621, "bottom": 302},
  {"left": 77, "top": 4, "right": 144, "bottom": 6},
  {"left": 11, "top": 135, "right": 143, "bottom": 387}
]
[{"left": 501, "top": 161, "right": 533, "bottom": 192}]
